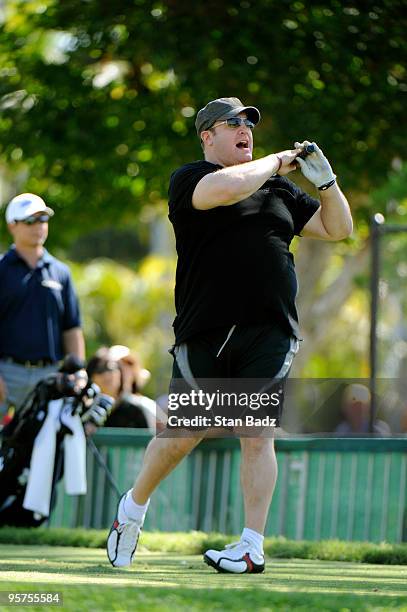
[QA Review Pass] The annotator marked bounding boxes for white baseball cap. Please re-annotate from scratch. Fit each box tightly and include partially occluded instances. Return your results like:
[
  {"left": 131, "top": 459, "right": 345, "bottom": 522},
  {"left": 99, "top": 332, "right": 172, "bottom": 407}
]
[
  {"left": 109, "top": 344, "right": 151, "bottom": 387},
  {"left": 5, "top": 193, "right": 54, "bottom": 224}
]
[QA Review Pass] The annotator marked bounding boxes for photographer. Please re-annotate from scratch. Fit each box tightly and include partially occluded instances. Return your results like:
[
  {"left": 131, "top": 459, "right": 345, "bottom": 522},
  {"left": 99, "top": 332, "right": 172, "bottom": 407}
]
[{"left": 86, "top": 345, "right": 162, "bottom": 431}]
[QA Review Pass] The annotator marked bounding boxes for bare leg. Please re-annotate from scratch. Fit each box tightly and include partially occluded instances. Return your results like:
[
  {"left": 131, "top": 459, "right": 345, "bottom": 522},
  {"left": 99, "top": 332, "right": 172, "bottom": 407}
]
[
  {"left": 239, "top": 435, "right": 277, "bottom": 534},
  {"left": 131, "top": 435, "right": 204, "bottom": 504}
]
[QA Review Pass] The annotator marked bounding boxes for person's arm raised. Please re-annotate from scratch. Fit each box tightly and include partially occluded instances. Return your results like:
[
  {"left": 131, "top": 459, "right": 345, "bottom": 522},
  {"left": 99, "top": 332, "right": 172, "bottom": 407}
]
[
  {"left": 192, "top": 149, "right": 300, "bottom": 210},
  {"left": 296, "top": 141, "right": 353, "bottom": 241}
]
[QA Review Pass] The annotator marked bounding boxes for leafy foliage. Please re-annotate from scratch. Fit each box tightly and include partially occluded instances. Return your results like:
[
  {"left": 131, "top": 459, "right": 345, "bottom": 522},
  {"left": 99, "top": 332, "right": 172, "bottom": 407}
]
[
  {"left": 0, "top": 1, "right": 406, "bottom": 382},
  {"left": 0, "top": 0, "right": 406, "bottom": 248},
  {"left": 70, "top": 255, "right": 175, "bottom": 396},
  {"left": 1, "top": 528, "right": 407, "bottom": 564}
]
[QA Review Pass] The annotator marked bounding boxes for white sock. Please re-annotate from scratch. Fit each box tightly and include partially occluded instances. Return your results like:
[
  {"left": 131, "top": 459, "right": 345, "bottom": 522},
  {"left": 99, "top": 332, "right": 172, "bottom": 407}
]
[
  {"left": 241, "top": 527, "right": 264, "bottom": 554},
  {"left": 119, "top": 489, "right": 150, "bottom": 524}
]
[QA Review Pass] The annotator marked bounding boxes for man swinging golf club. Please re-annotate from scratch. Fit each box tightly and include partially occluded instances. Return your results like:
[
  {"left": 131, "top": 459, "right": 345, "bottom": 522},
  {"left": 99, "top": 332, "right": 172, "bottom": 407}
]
[{"left": 107, "top": 97, "right": 352, "bottom": 573}]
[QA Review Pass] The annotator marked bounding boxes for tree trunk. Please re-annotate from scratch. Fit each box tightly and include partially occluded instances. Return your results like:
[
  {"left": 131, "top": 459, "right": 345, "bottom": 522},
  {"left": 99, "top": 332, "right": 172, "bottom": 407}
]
[{"left": 292, "top": 239, "right": 370, "bottom": 373}]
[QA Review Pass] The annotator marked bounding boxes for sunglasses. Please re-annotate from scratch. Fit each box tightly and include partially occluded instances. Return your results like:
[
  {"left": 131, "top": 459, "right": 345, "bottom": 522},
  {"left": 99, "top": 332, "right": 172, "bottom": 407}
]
[
  {"left": 19, "top": 214, "right": 50, "bottom": 225},
  {"left": 211, "top": 117, "right": 255, "bottom": 130}
]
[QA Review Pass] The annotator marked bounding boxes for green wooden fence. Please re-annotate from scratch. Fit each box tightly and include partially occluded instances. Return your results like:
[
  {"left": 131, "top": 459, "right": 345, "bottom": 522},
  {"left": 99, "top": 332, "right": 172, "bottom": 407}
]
[{"left": 50, "top": 430, "right": 407, "bottom": 543}]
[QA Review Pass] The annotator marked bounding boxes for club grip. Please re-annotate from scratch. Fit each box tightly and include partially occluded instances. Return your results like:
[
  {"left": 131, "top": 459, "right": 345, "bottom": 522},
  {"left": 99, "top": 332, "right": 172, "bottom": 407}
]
[{"left": 296, "top": 144, "right": 315, "bottom": 159}]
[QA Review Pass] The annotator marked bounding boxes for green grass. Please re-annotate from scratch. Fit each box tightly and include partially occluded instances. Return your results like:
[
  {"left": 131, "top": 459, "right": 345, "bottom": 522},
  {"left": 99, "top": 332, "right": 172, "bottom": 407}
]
[
  {"left": 1, "top": 528, "right": 407, "bottom": 565},
  {"left": 1, "top": 545, "right": 407, "bottom": 611}
]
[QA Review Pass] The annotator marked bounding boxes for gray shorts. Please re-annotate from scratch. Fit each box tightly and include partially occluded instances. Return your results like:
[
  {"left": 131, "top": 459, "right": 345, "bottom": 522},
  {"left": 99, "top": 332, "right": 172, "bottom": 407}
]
[{"left": 0, "top": 360, "right": 58, "bottom": 416}]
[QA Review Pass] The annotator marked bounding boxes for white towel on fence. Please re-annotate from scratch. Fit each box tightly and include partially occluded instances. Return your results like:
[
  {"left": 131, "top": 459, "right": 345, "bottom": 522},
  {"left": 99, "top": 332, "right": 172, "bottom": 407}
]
[
  {"left": 61, "top": 405, "right": 87, "bottom": 495},
  {"left": 23, "top": 398, "right": 87, "bottom": 517},
  {"left": 23, "top": 399, "right": 61, "bottom": 517}
]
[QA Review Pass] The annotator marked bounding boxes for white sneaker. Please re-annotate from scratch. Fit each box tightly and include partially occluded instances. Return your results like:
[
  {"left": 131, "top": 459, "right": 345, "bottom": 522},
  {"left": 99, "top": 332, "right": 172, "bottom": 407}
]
[
  {"left": 107, "top": 494, "right": 142, "bottom": 567},
  {"left": 204, "top": 539, "right": 265, "bottom": 574}
]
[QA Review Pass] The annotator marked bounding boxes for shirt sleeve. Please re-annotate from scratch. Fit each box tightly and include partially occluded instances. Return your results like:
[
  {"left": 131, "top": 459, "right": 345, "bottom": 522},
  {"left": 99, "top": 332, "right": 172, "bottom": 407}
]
[
  {"left": 168, "top": 162, "right": 218, "bottom": 217},
  {"left": 62, "top": 271, "right": 81, "bottom": 330},
  {"left": 282, "top": 177, "right": 320, "bottom": 236}
]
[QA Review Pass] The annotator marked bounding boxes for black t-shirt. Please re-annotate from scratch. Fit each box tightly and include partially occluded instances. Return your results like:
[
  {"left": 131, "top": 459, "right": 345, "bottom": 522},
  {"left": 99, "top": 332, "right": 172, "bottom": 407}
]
[{"left": 168, "top": 160, "right": 320, "bottom": 344}]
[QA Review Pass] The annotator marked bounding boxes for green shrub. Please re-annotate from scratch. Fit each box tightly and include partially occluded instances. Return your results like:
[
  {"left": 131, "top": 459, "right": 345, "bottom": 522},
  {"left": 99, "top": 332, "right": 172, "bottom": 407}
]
[{"left": 1, "top": 528, "right": 406, "bottom": 565}]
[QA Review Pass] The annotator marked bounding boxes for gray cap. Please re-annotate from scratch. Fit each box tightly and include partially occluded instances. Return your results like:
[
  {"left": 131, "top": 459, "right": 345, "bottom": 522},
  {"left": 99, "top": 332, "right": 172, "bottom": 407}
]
[{"left": 195, "top": 97, "right": 261, "bottom": 136}]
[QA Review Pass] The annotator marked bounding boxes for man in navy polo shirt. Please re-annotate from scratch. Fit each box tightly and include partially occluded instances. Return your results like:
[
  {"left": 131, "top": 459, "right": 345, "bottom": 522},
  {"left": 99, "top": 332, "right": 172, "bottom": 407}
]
[{"left": 0, "top": 193, "right": 85, "bottom": 419}]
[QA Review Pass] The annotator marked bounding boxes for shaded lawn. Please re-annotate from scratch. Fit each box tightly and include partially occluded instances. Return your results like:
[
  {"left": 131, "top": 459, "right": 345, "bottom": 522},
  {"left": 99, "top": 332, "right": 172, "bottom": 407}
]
[{"left": 0, "top": 546, "right": 407, "bottom": 611}]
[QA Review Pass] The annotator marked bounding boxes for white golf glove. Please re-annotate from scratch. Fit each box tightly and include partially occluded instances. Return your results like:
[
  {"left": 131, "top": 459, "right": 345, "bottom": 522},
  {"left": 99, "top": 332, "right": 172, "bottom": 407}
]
[
  {"left": 81, "top": 394, "right": 114, "bottom": 427},
  {"left": 294, "top": 141, "right": 336, "bottom": 189}
]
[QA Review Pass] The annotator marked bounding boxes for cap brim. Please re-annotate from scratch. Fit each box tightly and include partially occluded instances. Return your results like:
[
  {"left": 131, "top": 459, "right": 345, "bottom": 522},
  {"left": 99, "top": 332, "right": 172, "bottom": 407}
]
[
  {"left": 220, "top": 105, "right": 261, "bottom": 125},
  {"left": 10, "top": 205, "right": 55, "bottom": 222},
  {"left": 109, "top": 345, "right": 131, "bottom": 361},
  {"left": 19, "top": 205, "right": 54, "bottom": 220}
]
